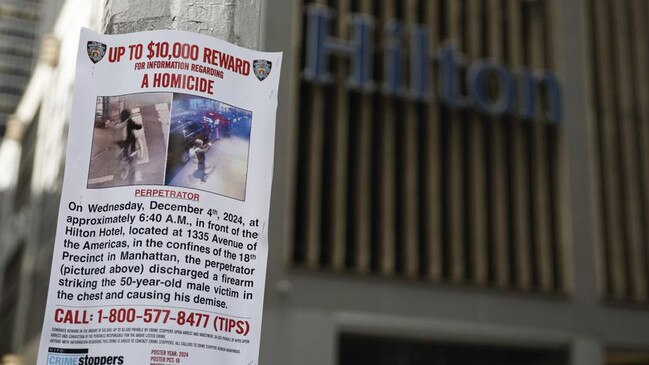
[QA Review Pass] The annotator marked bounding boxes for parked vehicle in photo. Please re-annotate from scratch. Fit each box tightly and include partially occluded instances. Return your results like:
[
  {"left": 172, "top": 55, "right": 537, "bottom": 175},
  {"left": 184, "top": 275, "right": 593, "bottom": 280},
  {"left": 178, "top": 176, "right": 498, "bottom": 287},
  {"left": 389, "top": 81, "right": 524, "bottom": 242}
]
[{"left": 167, "top": 118, "right": 210, "bottom": 165}]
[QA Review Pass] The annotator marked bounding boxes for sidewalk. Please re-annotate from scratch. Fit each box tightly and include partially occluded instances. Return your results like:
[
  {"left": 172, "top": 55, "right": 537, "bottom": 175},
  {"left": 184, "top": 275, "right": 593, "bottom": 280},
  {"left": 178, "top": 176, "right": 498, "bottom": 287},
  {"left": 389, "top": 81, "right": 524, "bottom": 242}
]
[{"left": 167, "top": 135, "right": 250, "bottom": 200}]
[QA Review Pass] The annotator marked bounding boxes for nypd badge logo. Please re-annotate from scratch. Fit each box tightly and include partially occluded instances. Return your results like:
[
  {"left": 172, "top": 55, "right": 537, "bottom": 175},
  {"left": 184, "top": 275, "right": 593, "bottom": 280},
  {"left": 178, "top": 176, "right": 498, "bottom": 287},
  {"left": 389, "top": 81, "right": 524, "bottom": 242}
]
[
  {"left": 87, "top": 41, "right": 107, "bottom": 64},
  {"left": 253, "top": 60, "right": 272, "bottom": 81}
]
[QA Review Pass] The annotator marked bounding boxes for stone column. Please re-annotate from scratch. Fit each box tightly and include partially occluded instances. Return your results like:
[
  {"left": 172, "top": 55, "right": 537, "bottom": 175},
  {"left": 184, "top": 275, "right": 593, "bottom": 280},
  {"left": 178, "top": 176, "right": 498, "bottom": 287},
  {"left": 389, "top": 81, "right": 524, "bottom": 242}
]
[{"left": 102, "top": 0, "right": 261, "bottom": 49}]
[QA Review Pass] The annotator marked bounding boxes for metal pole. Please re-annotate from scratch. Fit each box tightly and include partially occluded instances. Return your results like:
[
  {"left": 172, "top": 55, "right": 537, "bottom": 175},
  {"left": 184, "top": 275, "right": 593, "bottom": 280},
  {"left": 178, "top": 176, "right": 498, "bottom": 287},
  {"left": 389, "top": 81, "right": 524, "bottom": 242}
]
[{"left": 102, "top": 0, "right": 261, "bottom": 50}]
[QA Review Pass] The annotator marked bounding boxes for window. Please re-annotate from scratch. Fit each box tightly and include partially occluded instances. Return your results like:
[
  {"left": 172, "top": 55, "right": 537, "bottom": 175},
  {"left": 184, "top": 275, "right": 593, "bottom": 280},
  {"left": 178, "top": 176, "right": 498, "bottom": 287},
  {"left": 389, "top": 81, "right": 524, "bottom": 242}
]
[{"left": 340, "top": 333, "right": 568, "bottom": 365}]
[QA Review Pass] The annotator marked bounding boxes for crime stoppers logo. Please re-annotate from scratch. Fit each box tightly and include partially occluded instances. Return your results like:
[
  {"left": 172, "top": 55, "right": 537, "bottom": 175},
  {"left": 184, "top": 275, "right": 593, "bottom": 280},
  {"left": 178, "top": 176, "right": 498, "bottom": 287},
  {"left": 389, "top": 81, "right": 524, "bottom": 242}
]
[
  {"left": 47, "top": 348, "right": 124, "bottom": 365},
  {"left": 87, "top": 41, "right": 107, "bottom": 64},
  {"left": 252, "top": 59, "right": 272, "bottom": 81}
]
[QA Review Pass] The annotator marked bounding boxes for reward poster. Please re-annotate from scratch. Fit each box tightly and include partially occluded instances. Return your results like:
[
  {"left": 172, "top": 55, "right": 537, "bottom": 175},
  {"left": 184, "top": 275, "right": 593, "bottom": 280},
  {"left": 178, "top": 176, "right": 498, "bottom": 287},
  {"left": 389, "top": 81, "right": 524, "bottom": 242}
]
[{"left": 37, "top": 29, "right": 281, "bottom": 365}]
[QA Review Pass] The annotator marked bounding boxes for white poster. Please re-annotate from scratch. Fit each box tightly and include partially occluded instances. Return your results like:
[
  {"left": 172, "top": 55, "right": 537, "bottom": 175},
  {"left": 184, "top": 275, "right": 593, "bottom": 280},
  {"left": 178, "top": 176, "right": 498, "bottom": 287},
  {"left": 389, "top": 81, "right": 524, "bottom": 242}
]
[{"left": 37, "top": 28, "right": 281, "bottom": 365}]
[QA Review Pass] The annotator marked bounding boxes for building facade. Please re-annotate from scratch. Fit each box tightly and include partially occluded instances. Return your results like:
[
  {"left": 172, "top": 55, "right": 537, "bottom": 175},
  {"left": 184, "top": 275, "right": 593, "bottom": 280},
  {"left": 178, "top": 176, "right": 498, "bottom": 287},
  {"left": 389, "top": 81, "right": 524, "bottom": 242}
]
[
  {"left": 261, "top": 0, "right": 649, "bottom": 364},
  {"left": 0, "top": 0, "right": 648, "bottom": 364},
  {"left": 0, "top": 1, "right": 101, "bottom": 364},
  {"left": 0, "top": 0, "right": 40, "bottom": 135}
]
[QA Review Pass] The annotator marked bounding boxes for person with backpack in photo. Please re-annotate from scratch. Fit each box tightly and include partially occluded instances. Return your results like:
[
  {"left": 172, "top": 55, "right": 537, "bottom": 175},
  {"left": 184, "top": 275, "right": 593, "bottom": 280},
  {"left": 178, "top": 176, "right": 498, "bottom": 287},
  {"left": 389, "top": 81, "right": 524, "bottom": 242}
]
[{"left": 114, "top": 108, "right": 142, "bottom": 180}]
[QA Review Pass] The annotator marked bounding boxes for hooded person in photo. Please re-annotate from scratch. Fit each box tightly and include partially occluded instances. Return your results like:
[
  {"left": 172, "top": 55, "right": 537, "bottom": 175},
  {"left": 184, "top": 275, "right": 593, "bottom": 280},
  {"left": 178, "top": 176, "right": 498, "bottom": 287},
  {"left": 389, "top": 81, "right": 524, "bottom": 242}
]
[{"left": 118, "top": 108, "right": 142, "bottom": 161}]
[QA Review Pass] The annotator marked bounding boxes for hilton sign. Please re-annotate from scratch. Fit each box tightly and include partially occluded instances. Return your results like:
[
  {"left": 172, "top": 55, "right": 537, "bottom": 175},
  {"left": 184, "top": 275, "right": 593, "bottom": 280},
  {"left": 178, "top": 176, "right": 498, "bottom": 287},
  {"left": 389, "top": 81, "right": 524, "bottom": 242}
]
[{"left": 303, "top": 4, "right": 562, "bottom": 123}]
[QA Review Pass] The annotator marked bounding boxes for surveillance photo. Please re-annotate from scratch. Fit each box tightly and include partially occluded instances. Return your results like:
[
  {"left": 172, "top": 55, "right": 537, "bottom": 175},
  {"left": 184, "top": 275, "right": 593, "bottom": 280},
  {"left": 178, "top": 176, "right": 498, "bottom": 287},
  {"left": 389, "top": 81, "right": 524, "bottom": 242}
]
[
  {"left": 164, "top": 93, "right": 252, "bottom": 200},
  {"left": 87, "top": 92, "right": 172, "bottom": 188}
]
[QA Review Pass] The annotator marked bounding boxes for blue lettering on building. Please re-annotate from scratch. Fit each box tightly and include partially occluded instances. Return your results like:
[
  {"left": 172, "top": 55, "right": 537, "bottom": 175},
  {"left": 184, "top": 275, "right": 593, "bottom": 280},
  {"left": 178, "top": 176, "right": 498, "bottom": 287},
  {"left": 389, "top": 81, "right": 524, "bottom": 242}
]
[
  {"left": 302, "top": 3, "right": 563, "bottom": 123},
  {"left": 303, "top": 5, "right": 374, "bottom": 91}
]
